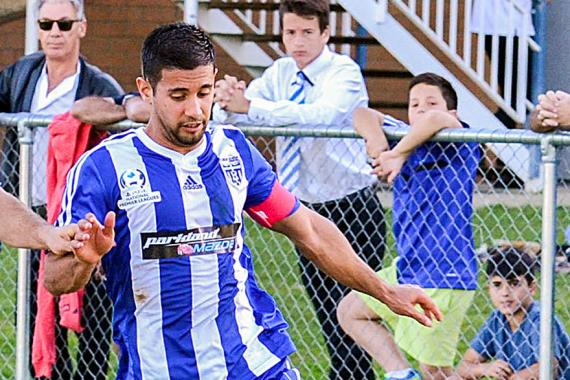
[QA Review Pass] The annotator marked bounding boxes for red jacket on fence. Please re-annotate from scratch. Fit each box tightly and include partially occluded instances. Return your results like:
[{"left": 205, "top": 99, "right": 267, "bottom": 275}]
[{"left": 32, "top": 112, "right": 108, "bottom": 378}]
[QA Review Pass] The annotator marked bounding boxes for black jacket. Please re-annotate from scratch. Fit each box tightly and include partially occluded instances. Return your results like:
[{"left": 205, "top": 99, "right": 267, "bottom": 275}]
[{"left": 0, "top": 51, "right": 123, "bottom": 193}]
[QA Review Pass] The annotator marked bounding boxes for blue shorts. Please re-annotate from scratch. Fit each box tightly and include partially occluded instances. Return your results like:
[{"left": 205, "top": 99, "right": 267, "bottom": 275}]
[{"left": 259, "top": 358, "right": 301, "bottom": 379}]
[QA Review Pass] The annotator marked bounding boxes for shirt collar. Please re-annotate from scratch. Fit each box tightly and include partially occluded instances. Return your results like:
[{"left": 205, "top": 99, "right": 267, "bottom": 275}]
[
  {"left": 295, "top": 45, "right": 332, "bottom": 86},
  {"left": 32, "top": 62, "right": 81, "bottom": 113},
  {"left": 136, "top": 127, "right": 209, "bottom": 161}
]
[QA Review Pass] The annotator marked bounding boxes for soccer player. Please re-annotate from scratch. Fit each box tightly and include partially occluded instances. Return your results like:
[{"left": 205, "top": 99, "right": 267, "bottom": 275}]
[{"left": 44, "top": 23, "right": 441, "bottom": 379}]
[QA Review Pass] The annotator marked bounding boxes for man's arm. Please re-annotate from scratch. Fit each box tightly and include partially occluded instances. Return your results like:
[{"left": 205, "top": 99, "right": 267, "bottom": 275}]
[
  {"left": 457, "top": 348, "right": 513, "bottom": 379},
  {"left": 352, "top": 107, "right": 389, "bottom": 160},
  {"left": 44, "top": 212, "right": 115, "bottom": 295},
  {"left": 0, "top": 188, "right": 78, "bottom": 253},
  {"left": 71, "top": 95, "right": 150, "bottom": 126},
  {"left": 271, "top": 204, "right": 442, "bottom": 327},
  {"left": 71, "top": 96, "right": 126, "bottom": 125},
  {"left": 374, "top": 110, "right": 461, "bottom": 183}
]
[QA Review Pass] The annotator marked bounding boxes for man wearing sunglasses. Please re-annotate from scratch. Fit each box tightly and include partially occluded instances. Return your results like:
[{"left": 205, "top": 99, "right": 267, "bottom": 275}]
[{"left": 0, "top": 1, "right": 123, "bottom": 379}]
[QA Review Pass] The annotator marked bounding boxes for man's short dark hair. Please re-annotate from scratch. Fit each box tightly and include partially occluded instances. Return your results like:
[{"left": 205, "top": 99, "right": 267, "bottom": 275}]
[
  {"left": 279, "top": 0, "right": 330, "bottom": 32},
  {"left": 141, "top": 22, "right": 215, "bottom": 89},
  {"left": 409, "top": 72, "right": 458, "bottom": 111},
  {"left": 486, "top": 247, "right": 537, "bottom": 285}
]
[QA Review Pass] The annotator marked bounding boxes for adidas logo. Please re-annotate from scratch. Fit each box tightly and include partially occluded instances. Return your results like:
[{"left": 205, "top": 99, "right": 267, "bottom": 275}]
[{"left": 183, "top": 175, "right": 203, "bottom": 190}]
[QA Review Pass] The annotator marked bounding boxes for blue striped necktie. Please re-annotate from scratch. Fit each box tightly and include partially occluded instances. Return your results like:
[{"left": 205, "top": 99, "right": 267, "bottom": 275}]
[{"left": 279, "top": 71, "right": 308, "bottom": 192}]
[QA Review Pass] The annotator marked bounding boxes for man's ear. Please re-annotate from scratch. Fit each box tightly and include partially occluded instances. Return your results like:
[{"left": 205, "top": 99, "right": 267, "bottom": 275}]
[
  {"left": 78, "top": 20, "right": 87, "bottom": 38},
  {"left": 136, "top": 77, "right": 153, "bottom": 104},
  {"left": 449, "top": 109, "right": 459, "bottom": 118},
  {"left": 321, "top": 25, "right": 331, "bottom": 45}
]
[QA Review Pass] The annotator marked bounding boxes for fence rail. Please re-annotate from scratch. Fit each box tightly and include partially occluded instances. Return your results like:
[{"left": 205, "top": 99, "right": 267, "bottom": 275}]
[{"left": 0, "top": 112, "right": 568, "bottom": 379}]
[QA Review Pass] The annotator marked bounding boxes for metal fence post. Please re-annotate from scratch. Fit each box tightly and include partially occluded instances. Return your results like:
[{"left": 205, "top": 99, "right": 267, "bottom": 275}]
[
  {"left": 539, "top": 136, "right": 556, "bottom": 380},
  {"left": 15, "top": 120, "right": 34, "bottom": 380}
]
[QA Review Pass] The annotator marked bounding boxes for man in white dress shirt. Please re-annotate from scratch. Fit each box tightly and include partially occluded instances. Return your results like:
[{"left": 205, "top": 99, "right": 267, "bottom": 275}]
[
  {"left": 0, "top": 1, "right": 122, "bottom": 378},
  {"left": 213, "top": 1, "right": 384, "bottom": 378}
]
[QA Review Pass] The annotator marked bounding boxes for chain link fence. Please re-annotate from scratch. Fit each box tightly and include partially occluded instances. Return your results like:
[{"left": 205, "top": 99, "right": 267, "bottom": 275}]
[{"left": 0, "top": 115, "right": 568, "bottom": 379}]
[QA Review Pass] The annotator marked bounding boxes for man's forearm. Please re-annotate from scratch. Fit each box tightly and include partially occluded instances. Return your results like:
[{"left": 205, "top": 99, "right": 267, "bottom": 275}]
[
  {"left": 71, "top": 96, "right": 126, "bottom": 125},
  {"left": 44, "top": 253, "right": 96, "bottom": 295},
  {"left": 0, "top": 190, "right": 52, "bottom": 249},
  {"left": 295, "top": 212, "right": 391, "bottom": 301}
]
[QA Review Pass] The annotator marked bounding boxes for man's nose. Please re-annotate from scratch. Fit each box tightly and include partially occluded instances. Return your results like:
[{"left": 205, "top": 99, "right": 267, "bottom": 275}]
[{"left": 185, "top": 97, "right": 201, "bottom": 118}]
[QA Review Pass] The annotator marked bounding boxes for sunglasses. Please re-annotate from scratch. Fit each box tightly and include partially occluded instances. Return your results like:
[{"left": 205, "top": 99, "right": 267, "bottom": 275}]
[{"left": 37, "top": 19, "right": 81, "bottom": 32}]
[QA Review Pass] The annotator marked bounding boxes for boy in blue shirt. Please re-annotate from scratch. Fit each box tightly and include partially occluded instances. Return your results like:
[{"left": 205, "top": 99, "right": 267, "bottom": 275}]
[
  {"left": 458, "top": 247, "right": 570, "bottom": 379},
  {"left": 337, "top": 72, "right": 480, "bottom": 380}
]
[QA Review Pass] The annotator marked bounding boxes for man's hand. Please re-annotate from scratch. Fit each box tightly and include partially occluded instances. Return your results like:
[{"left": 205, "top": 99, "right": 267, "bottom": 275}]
[
  {"left": 480, "top": 360, "right": 513, "bottom": 380},
  {"left": 214, "top": 75, "right": 249, "bottom": 113},
  {"left": 554, "top": 90, "right": 570, "bottom": 127},
  {"left": 536, "top": 90, "right": 561, "bottom": 128},
  {"left": 371, "top": 149, "right": 407, "bottom": 183},
  {"left": 40, "top": 224, "right": 81, "bottom": 255},
  {"left": 73, "top": 212, "right": 116, "bottom": 265},
  {"left": 535, "top": 90, "right": 570, "bottom": 129},
  {"left": 382, "top": 284, "right": 443, "bottom": 327}
]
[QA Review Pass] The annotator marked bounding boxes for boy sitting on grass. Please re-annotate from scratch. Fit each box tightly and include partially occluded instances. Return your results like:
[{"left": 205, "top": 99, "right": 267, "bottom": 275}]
[
  {"left": 458, "top": 247, "right": 570, "bottom": 379},
  {"left": 337, "top": 72, "right": 480, "bottom": 380}
]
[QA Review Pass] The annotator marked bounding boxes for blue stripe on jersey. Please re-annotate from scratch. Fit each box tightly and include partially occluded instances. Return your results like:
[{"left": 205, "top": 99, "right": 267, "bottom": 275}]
[
  {"left": 221, "top": 129, "right": 297, "bottom": 373},
  {"left": 198, "top": 149, "right": 256, "bottom": 379},
  {"left": 132, "top": 138, "right": 198, "bottom": 379},
  {"left": 94, "top": 142, "right": 143, "bottom": 380}
]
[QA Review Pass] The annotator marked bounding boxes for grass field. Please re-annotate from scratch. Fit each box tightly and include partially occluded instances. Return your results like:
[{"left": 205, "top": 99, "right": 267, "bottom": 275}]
[{"left": 0, "top": 205, "right": 569, "bottom": 378}]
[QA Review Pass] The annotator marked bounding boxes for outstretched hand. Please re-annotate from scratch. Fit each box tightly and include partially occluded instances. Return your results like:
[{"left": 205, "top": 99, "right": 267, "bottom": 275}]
[
  {"left": 73, "top": 212, "right": 116, "bottom": 265},
  {"left": 383, "top": 284, "right": 443, "bottom": 327}
]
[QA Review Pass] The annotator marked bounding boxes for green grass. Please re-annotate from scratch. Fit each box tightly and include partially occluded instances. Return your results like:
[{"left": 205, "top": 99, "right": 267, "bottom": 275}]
[{"left": 0, "top": 205, "right": 569, "bottom": 378}]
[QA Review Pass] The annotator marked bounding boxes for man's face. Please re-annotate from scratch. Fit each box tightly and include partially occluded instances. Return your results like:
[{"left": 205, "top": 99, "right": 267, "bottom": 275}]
[
  {"left": 407, "top": 83, "right": 456, "bottom": 125},
  {"left": 488, "top": 275, "right": 536, "bottom": 318},
  {"left": 137, "top": 65, "right": 216, "bottom": 154},
  {"left": 38, "top": 1, "right": 86, "bottom": 61},
  {"left": 282, "top": 12, "right": 329, "bottom": 70}
]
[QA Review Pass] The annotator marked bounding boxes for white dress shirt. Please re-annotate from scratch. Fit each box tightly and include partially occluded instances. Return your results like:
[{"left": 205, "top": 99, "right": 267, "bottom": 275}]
[
  {"left": 471, "top": 0, "right": 535, "bottom": 36},
  {"left": 213, "top": 46, "right": 375, "bottom": 203},
  {"left": 30, "top": 62, "right": 81, "bottom": 206}
]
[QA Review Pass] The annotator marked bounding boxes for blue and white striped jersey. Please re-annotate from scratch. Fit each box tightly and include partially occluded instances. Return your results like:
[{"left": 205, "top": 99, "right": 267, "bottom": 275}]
[{"left": 58, "top": 126, "right": 298, "bottom": 380}]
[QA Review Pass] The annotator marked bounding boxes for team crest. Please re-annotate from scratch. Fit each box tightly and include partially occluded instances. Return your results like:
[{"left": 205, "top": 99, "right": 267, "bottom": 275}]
[
  {"left": 117, "top": 168, "right": 161, "bottom": 209},
  {"left": 220, "top": 156, "right": 244, "bottom": 188},
  {"left": 119, "top": 169, "right": 146, "bottom": 191}
]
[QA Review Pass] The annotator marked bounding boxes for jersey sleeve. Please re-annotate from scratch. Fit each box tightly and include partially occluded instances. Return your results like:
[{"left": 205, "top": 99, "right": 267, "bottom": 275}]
[
  {"left": 56, "top": 152, "right": 112, "bottom": 227},
  {"left": 240, "top": 135, "right": 299, "bottom": 227}
]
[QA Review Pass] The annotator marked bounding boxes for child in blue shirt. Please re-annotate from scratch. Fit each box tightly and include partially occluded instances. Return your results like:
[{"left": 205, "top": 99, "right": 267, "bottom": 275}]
[
  {"left": 337, "top": 72, "right": 479, "bottom": 380},
  {"left": 458, "top": 247, "right": 570, "bottom": 379}
]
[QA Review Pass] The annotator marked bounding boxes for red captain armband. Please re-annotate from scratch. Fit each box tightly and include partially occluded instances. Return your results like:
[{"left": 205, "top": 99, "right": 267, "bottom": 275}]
[{"left": 246, "top": 181, "right": 299, "bottom": 228}]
